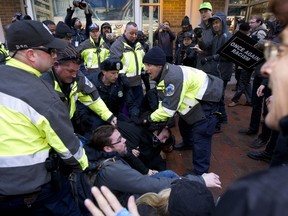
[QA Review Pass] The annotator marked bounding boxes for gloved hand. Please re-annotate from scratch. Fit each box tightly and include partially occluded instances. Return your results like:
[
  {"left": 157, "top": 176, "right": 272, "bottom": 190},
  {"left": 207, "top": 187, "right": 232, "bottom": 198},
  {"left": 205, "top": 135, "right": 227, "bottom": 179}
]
[
  {"left": 109, "top": 117, "right": 117, "bottom": 126},
  {"left": 142, "top": 115, "right": 152, "bottom": 126},
  {"left": 194, "top": 27, "right": 203, "bottom": 38},
  {"left": 200, "top": 56, "right": 215, "bottom": 65},
  {"left": 201, "top": 58, "right": 208, "bottom": 65}
]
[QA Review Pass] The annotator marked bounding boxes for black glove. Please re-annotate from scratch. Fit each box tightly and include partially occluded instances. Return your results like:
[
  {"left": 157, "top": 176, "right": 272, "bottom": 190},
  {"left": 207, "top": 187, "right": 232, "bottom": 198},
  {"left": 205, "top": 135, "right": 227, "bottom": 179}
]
[
  {"left": 201, "top": 56, "right": 215, "bottom": 65},
  {"left": 194, "top": 27, "right": 203, "bottom": 38},
  {"left": 201, "top": 58, "right": 208, "bottom": 65},
  {"left": 142, "top": 115, "right": 152, "bottom": 126}
]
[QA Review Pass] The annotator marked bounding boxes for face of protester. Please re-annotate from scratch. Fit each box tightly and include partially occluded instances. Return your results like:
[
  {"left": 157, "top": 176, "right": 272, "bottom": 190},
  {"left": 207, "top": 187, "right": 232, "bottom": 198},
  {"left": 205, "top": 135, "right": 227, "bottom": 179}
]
[
  {"left": 124, "top": 25, "right": 138, "bottom": 43},
  {"left": 53, "top": 61, "right": 80, "bottom": 84},
  {"left": 183, "top": 37, "right": 192, "bottom": 46},
  {"left": 260, "top": 27, "right": 288, "bottom": 130},
  {"left": 104, "top": 129, "right": 128, "bottom": 156},
  {"left": 74, "top": 19, "right": 82, "bottom": 29},
  {"left": 212, "top": 19, "right": 222, "bottom": 34},
  {"left": 144, "top": 63, "right": 162, "bottom": 80},
  {"left": 102, "top": 26, "right": 111, "bottom": 34},
  {"left": 200, "top": 9, "right": 213, "bottom": 23},
  {"left": 102, "top": 70, "right": 119, "bottom": 85},
  {"left": 249, "top": 18, "right": 260, "bottom": 31}
]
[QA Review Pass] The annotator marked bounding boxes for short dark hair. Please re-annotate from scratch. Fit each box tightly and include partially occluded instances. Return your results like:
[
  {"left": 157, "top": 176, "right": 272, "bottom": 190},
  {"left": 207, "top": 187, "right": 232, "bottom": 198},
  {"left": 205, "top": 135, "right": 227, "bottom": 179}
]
[
  {"left": 56, "top": 44, "right": 82, "bottom": 65},
  {"left": 126, "top": 21, "right": 137, "bottom": 29},
  {"left": 90, "top": 125, "right": 116, "bottom": 150},
  {"left": 42, "top": 20, "right": 55, "bottom": 26}
]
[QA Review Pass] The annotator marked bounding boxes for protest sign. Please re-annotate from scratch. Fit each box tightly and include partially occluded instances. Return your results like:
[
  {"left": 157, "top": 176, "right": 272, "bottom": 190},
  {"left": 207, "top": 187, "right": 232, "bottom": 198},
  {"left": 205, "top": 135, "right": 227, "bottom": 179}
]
[{"left": 217, "top": 31, "right": 264, "bottom": 70}]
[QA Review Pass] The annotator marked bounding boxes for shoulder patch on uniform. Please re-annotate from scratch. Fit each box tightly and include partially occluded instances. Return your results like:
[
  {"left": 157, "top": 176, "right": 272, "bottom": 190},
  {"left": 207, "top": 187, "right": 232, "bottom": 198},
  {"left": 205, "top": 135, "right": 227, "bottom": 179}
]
[
  {"left": 84, "top": 77, "right": 94, "bottom": 88},
  {"left": 165, "top": 84, "right": 175, "bottom": 96},
  {"left": 116, "top": 62, "right": 121, "bottom": 70}
]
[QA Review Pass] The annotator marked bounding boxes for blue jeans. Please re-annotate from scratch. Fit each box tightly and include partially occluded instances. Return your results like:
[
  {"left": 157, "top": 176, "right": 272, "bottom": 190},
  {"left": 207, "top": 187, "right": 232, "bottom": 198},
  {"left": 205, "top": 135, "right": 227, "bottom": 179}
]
[{"left": 150, "top": 170, "right": 179, "bottom": 179}]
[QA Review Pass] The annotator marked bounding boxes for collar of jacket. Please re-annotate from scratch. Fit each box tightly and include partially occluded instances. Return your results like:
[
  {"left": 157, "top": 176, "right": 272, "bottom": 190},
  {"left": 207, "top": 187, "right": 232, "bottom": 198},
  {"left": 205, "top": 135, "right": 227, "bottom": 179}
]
[{"left": 6, "top": 58, "right": 42, "bottom": 77}]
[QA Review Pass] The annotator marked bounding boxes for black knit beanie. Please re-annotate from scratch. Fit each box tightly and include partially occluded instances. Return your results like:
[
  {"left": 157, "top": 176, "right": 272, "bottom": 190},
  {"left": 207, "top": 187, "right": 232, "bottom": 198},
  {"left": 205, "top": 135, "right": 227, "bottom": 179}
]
[
  {"left": 181, "top": 16, "right": 190, "bottom": 26},
  {"left": 143, "top": 47, "right": 166, "bottom": 65},
  {"left": 55, "top": 21, "right": 73, "bottom": 39}
]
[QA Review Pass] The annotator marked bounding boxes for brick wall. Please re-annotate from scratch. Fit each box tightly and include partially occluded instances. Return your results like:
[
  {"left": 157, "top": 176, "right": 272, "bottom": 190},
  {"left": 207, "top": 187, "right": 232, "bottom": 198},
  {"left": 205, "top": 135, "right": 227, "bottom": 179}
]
[
  {"left": 163, "top": 0, "right": 226, "bottom": 35},
  {"left": 0, "top": 0, "right": 22, "bottom": 30},
  {"left": 163, "top": 0, "right": 186, "bottom": 34}
]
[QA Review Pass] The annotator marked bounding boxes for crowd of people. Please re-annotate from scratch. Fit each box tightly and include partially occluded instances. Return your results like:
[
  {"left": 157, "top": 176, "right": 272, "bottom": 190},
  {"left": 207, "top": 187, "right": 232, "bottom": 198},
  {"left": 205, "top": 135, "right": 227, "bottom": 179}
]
[{"left": 1, "top": 0, "right": 288, "bottom": 215}]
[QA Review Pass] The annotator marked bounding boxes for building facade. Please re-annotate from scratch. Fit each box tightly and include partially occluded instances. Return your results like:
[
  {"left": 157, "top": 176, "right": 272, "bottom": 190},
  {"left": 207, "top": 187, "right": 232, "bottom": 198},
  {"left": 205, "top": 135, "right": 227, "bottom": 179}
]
[{"left": 0, "top": 0, "right": 271, "bottom": 44}]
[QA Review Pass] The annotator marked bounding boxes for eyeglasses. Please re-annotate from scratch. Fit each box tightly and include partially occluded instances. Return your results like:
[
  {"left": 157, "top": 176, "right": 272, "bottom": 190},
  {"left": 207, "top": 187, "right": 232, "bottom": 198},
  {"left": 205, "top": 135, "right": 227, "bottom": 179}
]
[
  {"left": 31, "top": 47, "right": 57, "bottom": 55},
  {"left": 263, "top": 41, "right": 288, "bottom": 61},
  {"left": 110, "top": 135, "right": 123, "bottom": 146}
]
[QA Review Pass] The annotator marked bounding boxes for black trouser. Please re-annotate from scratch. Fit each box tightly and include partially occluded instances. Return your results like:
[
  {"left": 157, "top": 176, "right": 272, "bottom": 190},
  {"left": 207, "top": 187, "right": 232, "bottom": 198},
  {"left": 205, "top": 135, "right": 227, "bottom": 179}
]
[
  {"left": 231, "top": 68, "right": 252, "bottom": 103},
  {"left": 0, "top": 179, "right": 81, "bottom": 216},
  {"left": 271, "top": 134, "right": 288, "bottom": 167}
]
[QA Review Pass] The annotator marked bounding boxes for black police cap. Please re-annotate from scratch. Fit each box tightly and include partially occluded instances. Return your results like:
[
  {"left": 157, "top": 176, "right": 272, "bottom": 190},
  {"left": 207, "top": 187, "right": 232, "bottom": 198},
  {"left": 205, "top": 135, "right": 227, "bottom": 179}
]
[{"left": 100, "top": 57, "right": 123, "bottom": 71}]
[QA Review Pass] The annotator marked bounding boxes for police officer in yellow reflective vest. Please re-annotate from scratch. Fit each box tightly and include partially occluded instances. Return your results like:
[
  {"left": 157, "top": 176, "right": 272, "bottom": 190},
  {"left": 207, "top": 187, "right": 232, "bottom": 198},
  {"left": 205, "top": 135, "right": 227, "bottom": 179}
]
[
  {"left": 41, "top": 44, "right": 117, "bottom": 134},
  {"left": 110, "top": 22, "right": 146, "bottom": 110},
  {"left": 143, "top": 47, "right": 223, "bottom": 175},
  {"left": 0, "top": 20, "right": 88, "bottom": 215},
  {"left": 0, "top": 41, "right": 10, "bottom": 64},
  {"left": 77, "top": 23, "right": 110, "bottom": 74}
]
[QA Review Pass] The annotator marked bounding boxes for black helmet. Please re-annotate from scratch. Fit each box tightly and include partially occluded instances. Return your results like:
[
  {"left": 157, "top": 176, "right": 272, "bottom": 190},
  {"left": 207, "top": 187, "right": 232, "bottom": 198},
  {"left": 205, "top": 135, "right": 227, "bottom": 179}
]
[{"left": 100, "top": 58, "right": 123, "bottom": 71}]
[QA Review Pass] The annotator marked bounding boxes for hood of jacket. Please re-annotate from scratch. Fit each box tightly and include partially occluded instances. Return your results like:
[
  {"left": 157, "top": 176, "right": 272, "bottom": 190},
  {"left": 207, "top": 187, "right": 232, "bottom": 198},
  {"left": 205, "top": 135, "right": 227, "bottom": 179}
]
[{"left": 209, "top": 11, "right": 229, "bottom": 35}]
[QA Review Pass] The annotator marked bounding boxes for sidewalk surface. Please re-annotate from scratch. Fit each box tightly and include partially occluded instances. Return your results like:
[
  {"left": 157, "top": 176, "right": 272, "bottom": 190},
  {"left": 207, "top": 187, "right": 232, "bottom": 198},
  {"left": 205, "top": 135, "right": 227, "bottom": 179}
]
[{"left": 166, "top": 82, "right": 268, "bottom": 199}]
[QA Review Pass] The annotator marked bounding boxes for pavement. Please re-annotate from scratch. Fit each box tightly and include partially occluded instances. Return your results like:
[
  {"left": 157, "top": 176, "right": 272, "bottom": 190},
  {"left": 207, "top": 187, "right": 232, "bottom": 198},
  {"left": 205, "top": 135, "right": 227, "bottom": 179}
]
[{"left": 165, "top": 82, "right": 269, "bottom": 200}]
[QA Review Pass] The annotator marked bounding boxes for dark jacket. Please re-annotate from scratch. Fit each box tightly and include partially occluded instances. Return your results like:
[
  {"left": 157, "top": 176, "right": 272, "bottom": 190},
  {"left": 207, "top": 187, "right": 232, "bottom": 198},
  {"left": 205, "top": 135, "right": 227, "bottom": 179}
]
[
  {"left": 65, "top": 7, "right": 92, "bottom": 47},
  {"left": 196, "top": 21, "right": 215, "bottom": 73},
  {"left": 84, "top": 144, "right": 205, "bottom": 206},
  {"left": 206, "top": 11, "right": 233, "bottom": 81},
  {"left": 153, "top": 29, "right": 176, "bottom": 57},
  {"left": 174, "top": 42, "right": 197, "bottom": 67},
  {"left": 88, "top": 71, "right": 140, "bottom": 117}
]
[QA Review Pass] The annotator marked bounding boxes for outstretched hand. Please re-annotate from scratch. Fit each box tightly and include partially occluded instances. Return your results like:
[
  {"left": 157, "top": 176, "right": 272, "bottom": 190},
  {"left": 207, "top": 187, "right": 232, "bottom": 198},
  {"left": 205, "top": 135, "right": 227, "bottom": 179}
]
[
  {"left": 84, "top": 186, "right": 140, "bottom": 216},
  {"left": 201, "top": 173, "right": 222, "bottom": 189}
]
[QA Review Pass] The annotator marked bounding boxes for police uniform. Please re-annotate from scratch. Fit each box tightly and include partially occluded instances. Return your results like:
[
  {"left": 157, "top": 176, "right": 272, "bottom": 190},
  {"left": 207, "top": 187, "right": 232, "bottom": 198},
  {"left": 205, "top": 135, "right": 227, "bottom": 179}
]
[
  {"left": 143, "top": 47, "right": 223, "bottom": 175},
  {"left": 78, "top": 58, "right": 140, "bottom": 139},
  {"left": 77, "top": 24, "right": 110, "bottom": 74},
  {"left": 0, "top": 20, "right": 88, "bottom": 215},
  {"left": 110, "top": 33, "right": 146, "bottom": 109}
]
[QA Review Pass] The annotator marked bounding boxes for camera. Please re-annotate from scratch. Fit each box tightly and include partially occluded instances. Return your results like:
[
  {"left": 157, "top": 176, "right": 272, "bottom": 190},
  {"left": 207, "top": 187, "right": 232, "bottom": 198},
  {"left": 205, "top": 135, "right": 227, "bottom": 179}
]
[
  {"left": 160, "top": 24, "right": 168, "bottom": 29},
  {"left": 194, "top": 27, "right": 203, "bottom": 38},
  {"left": 73, "top": 0, "right": 87, "bottom": 9}
]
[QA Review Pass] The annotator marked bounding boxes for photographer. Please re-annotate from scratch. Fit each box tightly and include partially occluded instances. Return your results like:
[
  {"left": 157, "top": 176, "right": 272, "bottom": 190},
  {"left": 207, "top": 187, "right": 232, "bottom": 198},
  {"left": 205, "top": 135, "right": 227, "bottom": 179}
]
[
  {"left": 153, "top": 20, "right": 176, "bottom": 63},
  {"left": 174, "top": 32, "right": 197, "bottom": 67},
  {"left": 64, "top": 0, "right": 92, "bottom": 47}
]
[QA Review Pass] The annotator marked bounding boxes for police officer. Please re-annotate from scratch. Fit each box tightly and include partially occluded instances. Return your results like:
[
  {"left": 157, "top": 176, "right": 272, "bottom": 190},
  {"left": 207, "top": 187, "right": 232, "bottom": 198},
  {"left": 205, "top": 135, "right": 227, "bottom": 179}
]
[
  {"left": 77, "top": 57, "right": 140, "bottom": 139},
  {"left": 41, "top": 44, "right": 117, "bottom": 137},
  {"left": 0, "top": 20, "right": 88, "bottom": 215},
  {"left": 142, "top": 47, "right": 223, "bottom": 175},
  {"left": 110, "top": 22, "right": 146, "bottom": 110},
  {"left": 77, "top": 23, "right": 110, "bottom": 74},
  {"left": 0, "top": 42, "right": 10, "bottom": 64}
]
